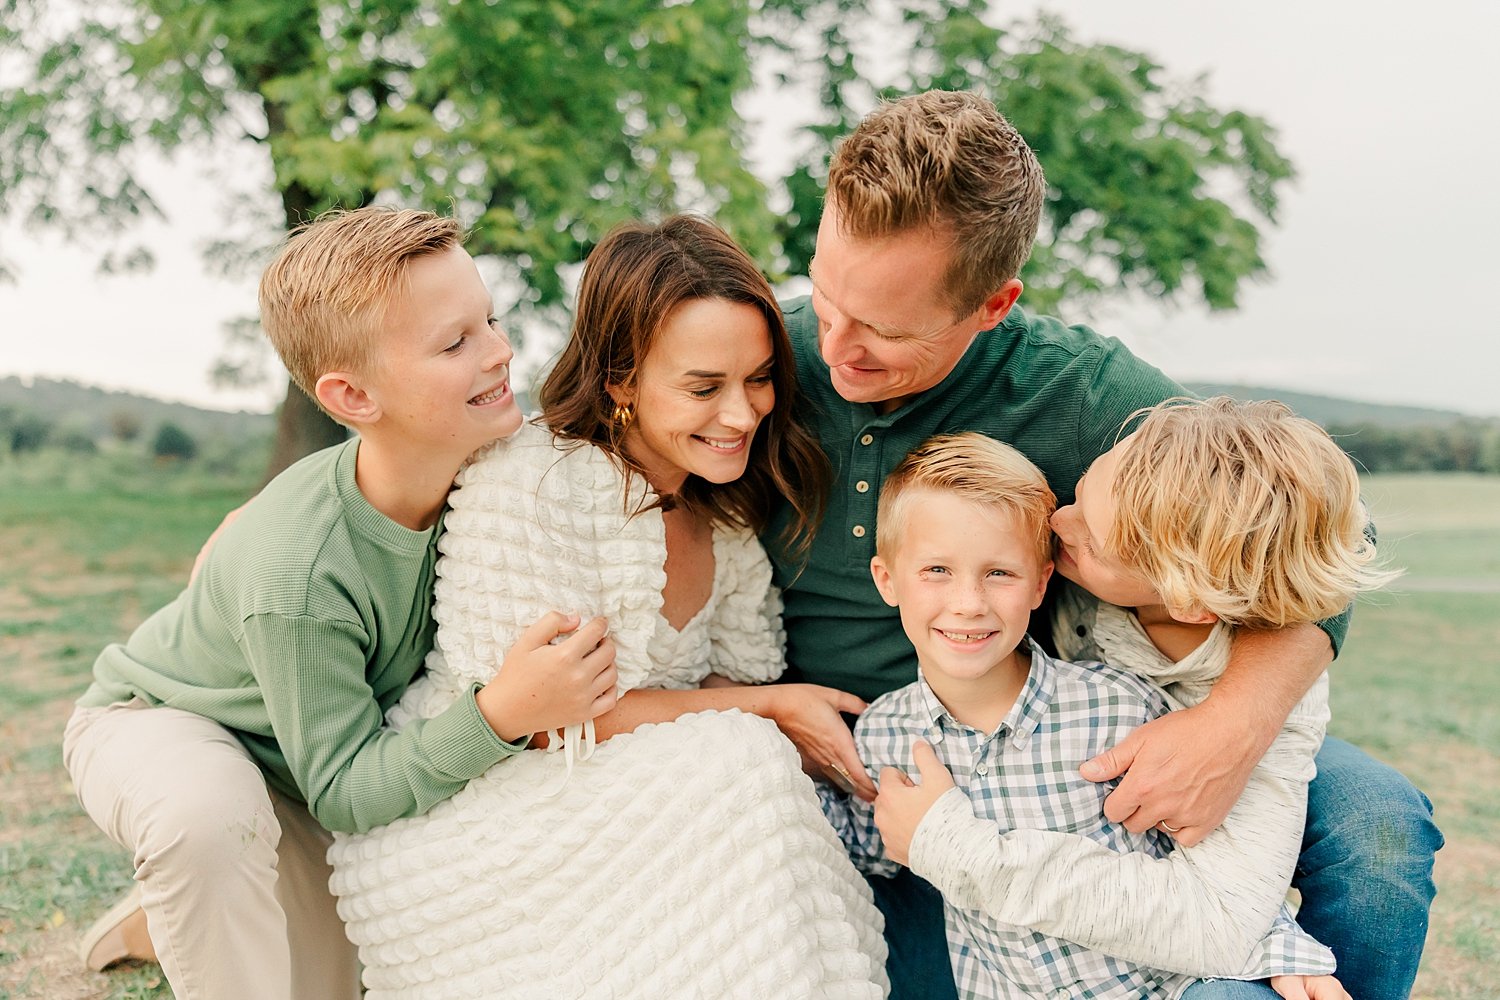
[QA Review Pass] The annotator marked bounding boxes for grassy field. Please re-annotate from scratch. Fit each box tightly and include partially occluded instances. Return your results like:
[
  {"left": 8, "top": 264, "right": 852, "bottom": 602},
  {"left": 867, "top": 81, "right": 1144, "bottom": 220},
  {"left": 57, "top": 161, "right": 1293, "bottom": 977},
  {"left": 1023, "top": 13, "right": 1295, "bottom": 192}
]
[
  {"left": 0, "top": 452, "right": 261, "bottom": 1000},
  {"left": 1, "top": 459, "right": 1496, "bottom": 999},
  {"left": 1326, "top": 475, "right": 1500, "bottom": 998}
]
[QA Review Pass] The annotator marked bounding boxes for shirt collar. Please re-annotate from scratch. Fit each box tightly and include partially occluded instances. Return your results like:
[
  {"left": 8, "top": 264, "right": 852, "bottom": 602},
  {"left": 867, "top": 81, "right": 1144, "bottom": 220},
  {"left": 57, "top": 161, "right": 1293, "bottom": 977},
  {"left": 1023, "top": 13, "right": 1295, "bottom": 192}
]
[{"left": 912, "top": 635, "right": 1055, "bottom": 750}]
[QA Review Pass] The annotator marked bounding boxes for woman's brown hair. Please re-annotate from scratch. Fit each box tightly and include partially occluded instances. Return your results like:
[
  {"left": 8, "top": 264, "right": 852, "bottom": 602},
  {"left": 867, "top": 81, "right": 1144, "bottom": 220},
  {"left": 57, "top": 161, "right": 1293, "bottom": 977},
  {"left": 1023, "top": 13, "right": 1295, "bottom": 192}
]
[{"left": 539, "top": 215, "right": 828, "bottom": 554}]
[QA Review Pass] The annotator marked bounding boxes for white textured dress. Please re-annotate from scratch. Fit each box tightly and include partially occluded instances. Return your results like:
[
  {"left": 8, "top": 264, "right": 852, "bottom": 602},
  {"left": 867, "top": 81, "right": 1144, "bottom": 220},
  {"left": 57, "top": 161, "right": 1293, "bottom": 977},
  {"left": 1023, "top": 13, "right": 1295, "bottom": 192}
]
[{"left": 327, "top": 421, "right": 887, "bottom": 1000}]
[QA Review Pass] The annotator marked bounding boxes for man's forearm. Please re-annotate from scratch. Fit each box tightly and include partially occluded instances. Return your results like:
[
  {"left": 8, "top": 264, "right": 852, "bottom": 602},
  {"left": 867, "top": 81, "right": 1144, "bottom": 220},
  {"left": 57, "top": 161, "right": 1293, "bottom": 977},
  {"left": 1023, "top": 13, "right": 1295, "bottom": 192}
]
[{"left": 1208, "top": 622, "right": 1333, "bottom": 754}]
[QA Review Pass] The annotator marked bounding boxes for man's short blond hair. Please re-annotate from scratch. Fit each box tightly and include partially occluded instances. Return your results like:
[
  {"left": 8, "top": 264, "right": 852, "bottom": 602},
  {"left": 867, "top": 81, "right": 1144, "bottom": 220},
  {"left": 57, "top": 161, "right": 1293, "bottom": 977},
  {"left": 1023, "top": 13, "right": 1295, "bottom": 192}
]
[
  {"left": 878, "top": 432, "right": 1056, "bottom": 569},
  {"left": 258, "top": 207, "right": 465, "bottom": 405},
  {"left": 828, "top": 90, "right": 1045, "bottom": 317},
  {"left": 1109, "top": 397, "right": 1399, "bottom": 629}
]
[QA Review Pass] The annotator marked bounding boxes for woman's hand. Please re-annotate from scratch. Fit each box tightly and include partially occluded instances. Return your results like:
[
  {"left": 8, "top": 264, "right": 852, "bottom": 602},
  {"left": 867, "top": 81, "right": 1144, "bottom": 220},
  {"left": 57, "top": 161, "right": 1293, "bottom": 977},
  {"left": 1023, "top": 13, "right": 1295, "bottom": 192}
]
[{"left": 765, "top": 684, "right": 874, "bottom": 801}]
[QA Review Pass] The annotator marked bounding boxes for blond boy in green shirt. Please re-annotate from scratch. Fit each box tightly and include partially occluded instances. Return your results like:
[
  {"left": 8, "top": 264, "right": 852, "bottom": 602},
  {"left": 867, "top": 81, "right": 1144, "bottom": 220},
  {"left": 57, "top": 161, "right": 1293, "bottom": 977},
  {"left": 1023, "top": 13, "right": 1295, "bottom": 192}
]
[{"left": 65, "top": 208, "right": 617, "bottom": 999}]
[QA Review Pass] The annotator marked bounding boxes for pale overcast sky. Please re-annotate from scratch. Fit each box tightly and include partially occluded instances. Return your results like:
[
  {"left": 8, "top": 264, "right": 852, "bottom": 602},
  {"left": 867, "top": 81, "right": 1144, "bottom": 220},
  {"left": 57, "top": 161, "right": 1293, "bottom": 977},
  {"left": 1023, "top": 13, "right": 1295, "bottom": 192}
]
[{"left": 2, "top": 0, "right": 1496, "bottom": 416}]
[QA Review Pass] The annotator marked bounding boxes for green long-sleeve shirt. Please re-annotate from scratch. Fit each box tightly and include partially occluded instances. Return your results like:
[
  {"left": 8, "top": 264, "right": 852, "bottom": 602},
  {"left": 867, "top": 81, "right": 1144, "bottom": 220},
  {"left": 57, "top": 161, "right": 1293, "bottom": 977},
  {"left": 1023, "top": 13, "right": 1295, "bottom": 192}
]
[
  {"left": 79, "top": 438, "right": 525, "bottom": 833},
  {"left": 769, "top": 297, "right": 1350, "bottom": 703}
]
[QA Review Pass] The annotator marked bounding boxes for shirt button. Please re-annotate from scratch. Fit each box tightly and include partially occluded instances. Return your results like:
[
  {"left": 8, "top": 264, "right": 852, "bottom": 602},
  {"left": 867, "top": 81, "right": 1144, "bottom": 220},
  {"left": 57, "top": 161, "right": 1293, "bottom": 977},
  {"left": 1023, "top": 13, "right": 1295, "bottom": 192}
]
[
  {"left": 975, "top": 763, "right": 989, "bottom": 776},
  {"left": 859, "top": 433, "right": 874, "bottom": 446},
  {"left": 855, "top": 480, "right": 870, "bottom": 493},
  {"left": 852, "top": 525, "right": 866, "bottom": 538}
]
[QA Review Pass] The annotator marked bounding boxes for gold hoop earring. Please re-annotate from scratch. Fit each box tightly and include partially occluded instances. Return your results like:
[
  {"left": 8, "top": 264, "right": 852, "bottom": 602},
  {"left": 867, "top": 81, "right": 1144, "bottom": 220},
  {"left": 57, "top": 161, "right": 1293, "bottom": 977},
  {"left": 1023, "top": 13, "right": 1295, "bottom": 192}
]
[{"left": 612, "top": 402, "right": 635, "bottom": 430}]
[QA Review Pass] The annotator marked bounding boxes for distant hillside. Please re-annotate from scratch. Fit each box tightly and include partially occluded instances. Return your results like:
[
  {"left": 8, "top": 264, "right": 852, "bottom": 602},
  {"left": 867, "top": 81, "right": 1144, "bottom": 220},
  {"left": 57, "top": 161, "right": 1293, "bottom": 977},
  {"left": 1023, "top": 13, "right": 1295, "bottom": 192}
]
[
  {"left": 2, "top": 375, "right": 1491, "bottom": 444},
  {"left": 0, "top": 376, "right": 275, "bottom": 443},
  {"left": 1184, "top": 383, "right": 1495, "bottom": 430}
]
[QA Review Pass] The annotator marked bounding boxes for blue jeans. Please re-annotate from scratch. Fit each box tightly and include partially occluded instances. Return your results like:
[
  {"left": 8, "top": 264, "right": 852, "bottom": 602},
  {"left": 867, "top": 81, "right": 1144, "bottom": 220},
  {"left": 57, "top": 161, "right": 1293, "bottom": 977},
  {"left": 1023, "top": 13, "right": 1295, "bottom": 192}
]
[
  {"left": 1181, "top": 979, "right": 1280, "bottom": 999},
  {"left": 1292, "top": 736, "right": 1442, "bottom": 1000},
  {"left": 867, "top": 868, "right": 957, "bottom": 1000},
  {"left": 877, "top": 736, "right": 1441, "bottom": 1000}
]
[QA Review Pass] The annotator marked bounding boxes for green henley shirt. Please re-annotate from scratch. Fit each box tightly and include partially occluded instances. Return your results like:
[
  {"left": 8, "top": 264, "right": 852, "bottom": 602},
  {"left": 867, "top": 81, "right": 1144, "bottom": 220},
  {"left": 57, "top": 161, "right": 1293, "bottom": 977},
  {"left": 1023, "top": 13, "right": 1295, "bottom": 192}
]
[{"left": 769, "top": 297, "right": 1350, "bottom": 703}]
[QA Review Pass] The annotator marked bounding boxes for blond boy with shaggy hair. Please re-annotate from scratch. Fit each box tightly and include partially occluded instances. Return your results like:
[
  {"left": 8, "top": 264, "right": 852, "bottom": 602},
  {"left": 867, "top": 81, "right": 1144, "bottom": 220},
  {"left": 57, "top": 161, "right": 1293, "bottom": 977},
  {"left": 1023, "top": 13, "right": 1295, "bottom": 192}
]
[
  {"left": 825, "top": 430, "right": 1354, "bottom": 1000},
  {"left": 1065, "top": 396, "right": 1391, "bottom": 632},
  {"left": 64, "top": 207, "right": 617, "bottom": 1000}
]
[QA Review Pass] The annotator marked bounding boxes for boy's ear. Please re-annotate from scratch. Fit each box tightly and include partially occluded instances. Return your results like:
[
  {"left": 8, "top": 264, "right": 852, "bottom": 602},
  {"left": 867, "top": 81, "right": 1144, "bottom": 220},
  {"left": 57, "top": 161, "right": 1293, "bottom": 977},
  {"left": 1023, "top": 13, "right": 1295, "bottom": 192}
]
[
  {"left": 1031, "top": 559, "right": 1054, "bottom": 610},
  {"left": 869, "top": 555, "right": 899, "bottom": 608},
  {"left": 1170, "top": 605, "right": 1220, "bottom": 626},
  {"left": 314, "top": 372, "right": 380, "bottom": 427}
]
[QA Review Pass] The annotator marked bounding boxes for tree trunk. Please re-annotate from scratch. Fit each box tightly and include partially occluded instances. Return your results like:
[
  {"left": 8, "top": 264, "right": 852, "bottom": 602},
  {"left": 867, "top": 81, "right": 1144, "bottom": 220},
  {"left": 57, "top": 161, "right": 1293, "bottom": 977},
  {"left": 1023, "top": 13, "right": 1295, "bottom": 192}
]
[
  {"left": 260, "top": 163, "right": 346, "bottom": 481},
  {"left": 263, "top": 380, "right": 347, "bottom": 486}
]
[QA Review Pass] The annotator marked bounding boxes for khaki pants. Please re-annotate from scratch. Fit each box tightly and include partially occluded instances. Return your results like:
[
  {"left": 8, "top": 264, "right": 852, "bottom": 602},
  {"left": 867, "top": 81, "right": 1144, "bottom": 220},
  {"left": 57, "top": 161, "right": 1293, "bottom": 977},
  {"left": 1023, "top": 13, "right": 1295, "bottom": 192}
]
[{"left": 63, "top": 700, "right": 360, "bottom": 1000}]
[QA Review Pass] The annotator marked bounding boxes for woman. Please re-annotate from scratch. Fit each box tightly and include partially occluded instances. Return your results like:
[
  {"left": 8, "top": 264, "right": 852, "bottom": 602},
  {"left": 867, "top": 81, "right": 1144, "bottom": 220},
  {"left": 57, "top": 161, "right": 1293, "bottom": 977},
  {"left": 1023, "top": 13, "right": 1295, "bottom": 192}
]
[{"left": 328, "top": 216, "right": 888, "bottom": 999}]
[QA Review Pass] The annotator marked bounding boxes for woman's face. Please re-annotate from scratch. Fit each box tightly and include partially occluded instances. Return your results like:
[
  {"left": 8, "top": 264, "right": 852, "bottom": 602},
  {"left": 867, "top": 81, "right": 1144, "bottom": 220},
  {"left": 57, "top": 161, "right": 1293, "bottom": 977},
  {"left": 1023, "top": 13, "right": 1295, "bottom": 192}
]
[{"left": 618, "top": 297, "right": 777, "bottom": 494}]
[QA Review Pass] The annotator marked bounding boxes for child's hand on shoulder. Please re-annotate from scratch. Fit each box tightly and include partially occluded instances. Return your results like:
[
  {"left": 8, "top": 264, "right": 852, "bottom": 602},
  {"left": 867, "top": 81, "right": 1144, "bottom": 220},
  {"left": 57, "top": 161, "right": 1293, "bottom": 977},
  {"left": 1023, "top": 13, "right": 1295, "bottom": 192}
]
[
  {"left": 873, "top": 740, "right": 956, "bottom": 866},
  {"left": 1270, "top": 974, "right": 1351, "bottom": 1000},
  {"left": 475, "top": 611, "right": 618, "bottom": 742}
]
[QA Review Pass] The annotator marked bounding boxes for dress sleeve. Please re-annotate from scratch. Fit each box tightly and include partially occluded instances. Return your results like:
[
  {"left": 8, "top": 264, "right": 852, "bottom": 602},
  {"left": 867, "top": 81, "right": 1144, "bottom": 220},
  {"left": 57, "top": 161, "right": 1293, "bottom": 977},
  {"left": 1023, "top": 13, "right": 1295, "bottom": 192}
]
[
  {"left": 706, "top": 528, "right": 788, "bottom": 685},
  {"left": 432, "top": 429, "right": 663, "bottom": 698},
  {"left": 432, "top": 430, "right": 678, "bottom": 772}
]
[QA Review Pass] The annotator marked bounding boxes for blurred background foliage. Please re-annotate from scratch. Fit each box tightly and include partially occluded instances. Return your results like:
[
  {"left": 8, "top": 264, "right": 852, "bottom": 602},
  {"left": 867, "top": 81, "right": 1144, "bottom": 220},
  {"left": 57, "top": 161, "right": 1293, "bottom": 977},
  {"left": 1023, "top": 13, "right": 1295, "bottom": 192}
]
[{"left": 0, "top": 0, "right": 1294, "bottom": 474}]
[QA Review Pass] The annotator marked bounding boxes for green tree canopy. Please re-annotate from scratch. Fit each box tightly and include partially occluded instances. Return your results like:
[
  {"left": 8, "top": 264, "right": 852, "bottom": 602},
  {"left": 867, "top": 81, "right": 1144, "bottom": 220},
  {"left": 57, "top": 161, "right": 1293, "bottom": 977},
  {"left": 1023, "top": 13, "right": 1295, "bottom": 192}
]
[
  {"left": 774, "top": 1, "right": 1295, "bottom": 315},
  {"left": 1, "top": 0, "right": 1294, "bottom": 475}
]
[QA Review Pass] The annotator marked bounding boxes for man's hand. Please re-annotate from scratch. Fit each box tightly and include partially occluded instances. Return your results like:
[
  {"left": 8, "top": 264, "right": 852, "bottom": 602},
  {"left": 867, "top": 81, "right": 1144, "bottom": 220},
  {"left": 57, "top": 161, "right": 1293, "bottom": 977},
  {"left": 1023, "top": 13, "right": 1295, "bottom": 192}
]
[
  {"left": 1079, "top": 700, "right": 1258, "bottom": 847},
  {"left": 476, "top": 612, "right": 618, "bottom": 742},
  {"left": 873, "top": 741, "right": 955, "bottom": 866},
  {"left": 1270, "top": 974, "right": 1351, "bottom": 1000},
  {"left": 1082, "top": 622, "right": 1332, "bottom": 846},
  {"left": 766, "top": 684, "right": 874, "bottom": 801}
]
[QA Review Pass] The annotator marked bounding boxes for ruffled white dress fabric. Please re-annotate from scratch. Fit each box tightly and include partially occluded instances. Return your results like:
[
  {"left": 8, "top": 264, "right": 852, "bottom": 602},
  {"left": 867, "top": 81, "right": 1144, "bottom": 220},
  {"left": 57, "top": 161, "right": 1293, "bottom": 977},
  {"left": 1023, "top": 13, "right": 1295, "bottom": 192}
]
[{"left": 328, "top": 421, "right": 887, "bottom": 1000}]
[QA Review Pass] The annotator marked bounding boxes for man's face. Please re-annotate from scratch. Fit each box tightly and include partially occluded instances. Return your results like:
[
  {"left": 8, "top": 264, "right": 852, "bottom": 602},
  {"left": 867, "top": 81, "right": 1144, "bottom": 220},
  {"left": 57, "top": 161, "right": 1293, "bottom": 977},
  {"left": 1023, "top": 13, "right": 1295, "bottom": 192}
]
[{"left": 808, "top": 203, "right": 1008, "bottom": 413}]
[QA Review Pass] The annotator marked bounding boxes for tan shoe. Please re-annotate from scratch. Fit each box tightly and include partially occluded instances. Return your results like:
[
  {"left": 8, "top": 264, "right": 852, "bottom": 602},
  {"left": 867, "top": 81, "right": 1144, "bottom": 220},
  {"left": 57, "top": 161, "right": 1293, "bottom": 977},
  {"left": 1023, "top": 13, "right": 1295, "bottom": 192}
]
[{"left": 79, "top": 885, "right": 158, "bottom": 971}]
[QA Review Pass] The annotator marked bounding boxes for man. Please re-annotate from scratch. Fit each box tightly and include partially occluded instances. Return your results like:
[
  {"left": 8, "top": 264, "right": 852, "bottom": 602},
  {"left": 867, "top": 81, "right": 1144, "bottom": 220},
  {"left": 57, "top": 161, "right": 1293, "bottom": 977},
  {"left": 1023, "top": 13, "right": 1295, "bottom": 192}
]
[{"left": 767, "top": 89, "right": 1441, "bottom": 1000}]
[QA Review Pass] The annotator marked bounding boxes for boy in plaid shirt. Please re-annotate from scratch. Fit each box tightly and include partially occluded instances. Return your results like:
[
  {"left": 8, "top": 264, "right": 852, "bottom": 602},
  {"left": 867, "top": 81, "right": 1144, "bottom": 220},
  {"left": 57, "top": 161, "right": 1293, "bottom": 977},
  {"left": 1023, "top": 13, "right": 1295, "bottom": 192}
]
[{"left": 822, "top": 431, "right": 1349, "bottom": 1000}]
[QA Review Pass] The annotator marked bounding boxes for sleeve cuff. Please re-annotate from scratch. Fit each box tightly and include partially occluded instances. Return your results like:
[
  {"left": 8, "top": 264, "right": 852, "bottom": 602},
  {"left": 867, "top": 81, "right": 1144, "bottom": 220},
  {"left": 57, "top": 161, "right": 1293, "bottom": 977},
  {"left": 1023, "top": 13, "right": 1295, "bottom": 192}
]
[
  {"left": 419, "top": 683, "right": 531, "bottom": 779},
  {"left": 1314, "top": 606, "right": 1349, "bottom": 660}
]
